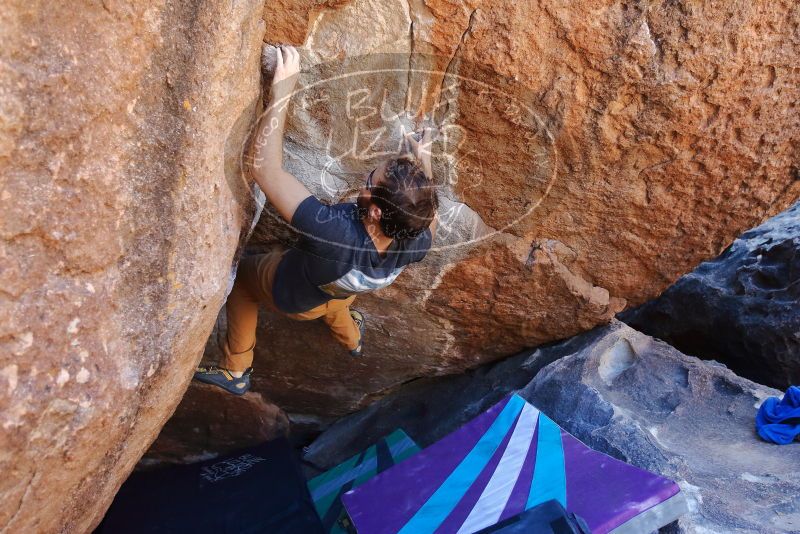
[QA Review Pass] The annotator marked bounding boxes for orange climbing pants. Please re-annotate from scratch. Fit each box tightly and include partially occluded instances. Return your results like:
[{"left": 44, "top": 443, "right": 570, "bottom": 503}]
[{"left": 222, "top": 247, "right": 360, "bottom": 372}]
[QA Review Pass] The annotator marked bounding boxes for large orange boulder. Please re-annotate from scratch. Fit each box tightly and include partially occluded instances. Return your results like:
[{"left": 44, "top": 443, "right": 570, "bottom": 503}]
[{"left": 0, "top": 0, "right": 264, "bottom": 530}]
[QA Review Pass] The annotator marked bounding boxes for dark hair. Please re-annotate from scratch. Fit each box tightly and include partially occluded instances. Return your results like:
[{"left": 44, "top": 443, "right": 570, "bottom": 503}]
[{"left": 371, "top": 154, "right": 438, "bottom": 240}]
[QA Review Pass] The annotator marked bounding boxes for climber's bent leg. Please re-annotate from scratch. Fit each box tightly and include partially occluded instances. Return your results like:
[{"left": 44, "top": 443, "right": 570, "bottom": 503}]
[
  {"left": 321, "top": 296, "right": 363, "bottom": 355},
  {"left": 222, "top": 249, "right": 285, "bottom": 369},
  {"left": 222, "top": 255, "right": 262, "bottom": 372},
  {"left": 285, "top": 294, "right": 362, "bottom": 355},
  {"left": 194, "top": 248, "right": 285, "bottom": 394}
]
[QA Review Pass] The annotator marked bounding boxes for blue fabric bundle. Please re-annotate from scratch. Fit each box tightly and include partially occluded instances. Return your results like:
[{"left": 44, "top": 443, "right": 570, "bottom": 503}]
[{"left": 756, "top": 386, "right": 800, "bottom": 445}]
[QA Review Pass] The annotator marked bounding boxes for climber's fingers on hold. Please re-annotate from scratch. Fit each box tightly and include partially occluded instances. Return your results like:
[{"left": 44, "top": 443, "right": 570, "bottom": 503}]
[
  {"left": 404, "top": 130, "right": 433, "bottom": 161},
  {"left": 421, "top": 126, "right": 433, "bottom": 144},
  {"left": 277, "top": 45, "right": 300, "bottom": 77},
  {"left": 407, "top": 127, "right": 433, "bottom": 147},
  {"left": 403, "top": 130, "right": 420, "bottom": 154},
  {"left": 270, "top": 46, "right": 301, "bottom": 94}
]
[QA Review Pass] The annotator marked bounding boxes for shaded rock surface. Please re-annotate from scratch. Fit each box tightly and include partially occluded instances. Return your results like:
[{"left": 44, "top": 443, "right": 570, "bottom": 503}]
[
  {"left": 620, "top": 201, "right": 800, "bottom": 389},
  {"left": 305, "top": 320, "right": 800, "bottom": 533},
  {"left": 219, "top": 0, "right": 800, "bottom": 429},
  {"left": 142, "top": 383, "right": 290, "bottom": 467},
  {"left": 302, "top": 340, "right": 567, "bottom": 470},
  {"left": 0, "top": 0, "right": 265, "bottom": 530}
]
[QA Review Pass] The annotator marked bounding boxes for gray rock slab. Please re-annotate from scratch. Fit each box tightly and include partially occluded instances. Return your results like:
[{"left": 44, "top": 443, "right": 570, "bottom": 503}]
[{"left": 620, "top": 201, "right": 800, "bottom": 389}]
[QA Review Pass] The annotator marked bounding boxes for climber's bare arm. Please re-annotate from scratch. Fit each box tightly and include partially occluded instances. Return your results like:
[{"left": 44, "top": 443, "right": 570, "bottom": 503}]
[
  {"left": 405, "top": 128, "right": 438, "bottom": 239},
  {"left": 249, "top": 45, "right": 310, "bottom": 224}
]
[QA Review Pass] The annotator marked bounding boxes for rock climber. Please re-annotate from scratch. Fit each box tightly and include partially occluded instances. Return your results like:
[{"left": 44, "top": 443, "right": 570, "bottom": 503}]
[{"left": 194, "top": 45, "right": 439, "bottom": 394}]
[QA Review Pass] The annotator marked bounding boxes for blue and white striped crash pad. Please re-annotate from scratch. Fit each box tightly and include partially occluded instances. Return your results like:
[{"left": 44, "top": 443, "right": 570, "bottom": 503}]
[{"left": 341, "top": 394, "right": 687, "bottom": 534}]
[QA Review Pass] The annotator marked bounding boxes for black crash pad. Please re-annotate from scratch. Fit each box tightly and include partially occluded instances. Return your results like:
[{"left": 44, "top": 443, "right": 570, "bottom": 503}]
[
  {"left": 475, "top": 499, "right": 590, "bottom": 534},
  {"left": 95, "top": 438, "right": 324, "bottom": 534}
]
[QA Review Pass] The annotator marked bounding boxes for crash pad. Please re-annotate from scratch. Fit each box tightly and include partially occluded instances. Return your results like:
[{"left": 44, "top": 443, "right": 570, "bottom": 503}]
[
  {"left": 96, "top": 438, "right": 323, "bottom": 534},
  {"left": 307, "top": 429, "right": 420, "bottom": 533},
  {"left": 341, "top": 394, "right": 686, "bottom": 534}
]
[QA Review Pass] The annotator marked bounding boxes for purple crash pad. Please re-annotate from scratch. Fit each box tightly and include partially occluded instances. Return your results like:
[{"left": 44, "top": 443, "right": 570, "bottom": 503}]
[{"left": 341, "top": 394, "right": 683, "bottom": 534}]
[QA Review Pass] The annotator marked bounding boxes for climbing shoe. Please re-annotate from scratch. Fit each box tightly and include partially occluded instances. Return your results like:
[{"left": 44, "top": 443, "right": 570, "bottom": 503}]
[
  {"left": 193, "top": 365, "right": 252, "bottom": 395},
  {"left": 349, "top": 309, "right": 366, "bottom": 357}
]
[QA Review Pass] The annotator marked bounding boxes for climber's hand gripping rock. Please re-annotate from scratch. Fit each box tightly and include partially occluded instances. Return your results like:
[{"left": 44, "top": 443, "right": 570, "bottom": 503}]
[
  {"left": 271, "top": 45, "right": 301, "bottom": 102},
  {"left": 404, "top": 127, "right": 434, "bottom": 181}
]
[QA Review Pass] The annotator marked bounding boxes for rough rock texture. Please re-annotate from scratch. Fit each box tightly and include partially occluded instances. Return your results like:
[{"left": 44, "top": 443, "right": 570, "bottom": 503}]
[
  {"left": 0, "top": 1, "right": 265, "bottom": 531},
  {"left": 621, "top": 200, "right": 800, "bottom": 389},
  {"left": 305, "top": 320, "right": 800, "bottom": 533},
  {"left": 219, "top": 0, "right": 800, "bottom": 428}
]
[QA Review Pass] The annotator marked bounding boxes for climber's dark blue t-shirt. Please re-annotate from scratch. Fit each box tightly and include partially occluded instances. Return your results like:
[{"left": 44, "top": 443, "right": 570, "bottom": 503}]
[{"left": 271, "top": 195, "right": 433, "bottom": 314}]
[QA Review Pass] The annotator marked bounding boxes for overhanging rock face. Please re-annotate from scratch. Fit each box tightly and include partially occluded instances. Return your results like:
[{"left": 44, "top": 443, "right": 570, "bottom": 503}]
[
  {"left": 0, "top": 1, "right": 265, "bottom": 531},
  {"left": 143, "top": 383, "right": 290, "bottom": 467},
  {"left": 234, "top": 0, "right": 800, "bottom": 424}
]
